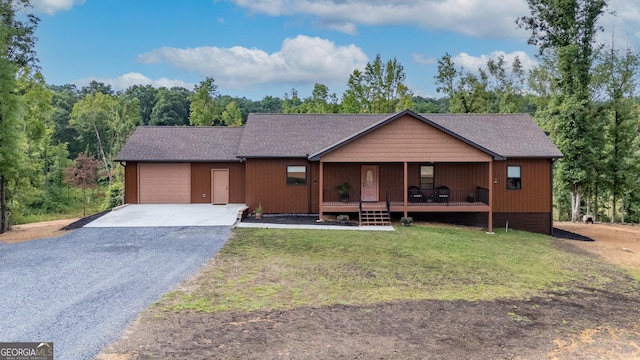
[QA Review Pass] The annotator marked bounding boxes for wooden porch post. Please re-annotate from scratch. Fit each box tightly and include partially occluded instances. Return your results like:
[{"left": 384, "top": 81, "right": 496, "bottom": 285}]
[
  {"left": 403, "top": 161, "right": 408, "bottom": 218},
  {"left": 319, "top": 159, "right": 324, "bottom": 220},
  {"left": 488, "top": 160, "right": 494, "bottom": 233}
]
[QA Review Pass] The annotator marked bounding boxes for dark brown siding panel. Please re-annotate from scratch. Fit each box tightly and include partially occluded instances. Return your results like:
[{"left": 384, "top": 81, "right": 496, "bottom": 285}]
[
  {"left": 493, "top": 213, "right": 552, "bottom": 235},
  {"left": 379, "top": 163, "right": 404, "bottom": 201},
  {"left": 436, "top": 163, "right": 489, "bottom": 191},
  {"left": 190, "top": 162, "right": 245, "bottom": 203},
  {"left": 124, "top": 162, "right": 138, "bottom": 204},
  {"left": 245, "top": 158, "right": 315, "bottom": 213},
  {"left": 323, "top": 163, "right": 361, "bottom": 200},
  {"left": 493, "top": 159, "right": 552, "bottom": 213},
  {"left": 310, "top": 162, "right": 320, "bottom": 213}
]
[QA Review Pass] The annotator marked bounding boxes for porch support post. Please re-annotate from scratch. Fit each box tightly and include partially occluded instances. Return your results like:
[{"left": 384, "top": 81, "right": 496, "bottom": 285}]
[
  {"left": 403, "top": 161, "right": 408, "bottom": 218},
  {"left": 488, "top": 160, "right": 494, "bottom": 233},
  {"left": 319, "top": 159, "right": 324, "bottom": 220}
]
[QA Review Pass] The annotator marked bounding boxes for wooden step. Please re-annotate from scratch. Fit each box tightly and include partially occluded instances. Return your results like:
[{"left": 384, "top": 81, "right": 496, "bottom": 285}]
[{"left": 359, "top": 209, "right": 391, "bottom": 226}]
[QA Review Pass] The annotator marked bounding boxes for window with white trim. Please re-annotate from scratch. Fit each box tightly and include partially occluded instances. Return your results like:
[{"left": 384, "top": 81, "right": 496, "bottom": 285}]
[
  {"left": 286, "top": 165, "right": 307, "bottom": 185},
  {"left": 507, "top": 165, "right": 521, "bottom": 190}
]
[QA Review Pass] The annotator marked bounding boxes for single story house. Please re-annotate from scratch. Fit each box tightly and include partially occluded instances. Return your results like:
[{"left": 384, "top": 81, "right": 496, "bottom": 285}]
[{"left": 116, "top": 110, "right": 563, "bottom": 234}]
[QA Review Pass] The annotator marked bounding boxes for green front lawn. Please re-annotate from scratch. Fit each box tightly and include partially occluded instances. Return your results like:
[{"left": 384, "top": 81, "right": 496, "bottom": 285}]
[{"left": 159, "top": 225, "right": 628, "bottom": 313}]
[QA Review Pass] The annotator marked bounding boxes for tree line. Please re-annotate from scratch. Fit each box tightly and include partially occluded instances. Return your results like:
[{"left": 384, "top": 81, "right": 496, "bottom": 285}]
[{"left": 0, "top": 0, "right": 638, "bottom": 232}]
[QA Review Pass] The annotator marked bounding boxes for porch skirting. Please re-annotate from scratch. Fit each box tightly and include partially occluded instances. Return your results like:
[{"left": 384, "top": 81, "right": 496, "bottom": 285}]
[{"left": 317, "top": 210, "right": 553, "bottom": 235}]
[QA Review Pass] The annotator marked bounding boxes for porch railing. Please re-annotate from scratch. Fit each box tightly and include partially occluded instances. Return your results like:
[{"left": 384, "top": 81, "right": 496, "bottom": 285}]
[
  {"left": 324, "top": 189, "right": 359, "bottom": 205},
  {"left": 402, "top": 188, "right": 489, "bottom": 206},
  {"left": 323, "top": 188, "right": 489, "bottom": 207}
]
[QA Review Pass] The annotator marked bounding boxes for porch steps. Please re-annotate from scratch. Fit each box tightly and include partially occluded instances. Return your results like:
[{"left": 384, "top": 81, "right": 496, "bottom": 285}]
[{"left": 359, "top": 209, "right": 391, "bottom": 226}]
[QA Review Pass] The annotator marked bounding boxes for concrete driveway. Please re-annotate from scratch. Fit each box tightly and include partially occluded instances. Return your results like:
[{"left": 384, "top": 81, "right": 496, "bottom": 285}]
[
  {"left": 0, "top": 225, "right": 232, "bottom": 359},
  {"left": 85, "top": 203, "right": 247, "bottom": 227}
]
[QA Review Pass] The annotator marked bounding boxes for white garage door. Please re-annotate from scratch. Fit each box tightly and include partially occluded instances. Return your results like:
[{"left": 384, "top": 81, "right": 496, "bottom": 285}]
[{"left": 138, "top": 163, "right": 191, "bottom": 203}]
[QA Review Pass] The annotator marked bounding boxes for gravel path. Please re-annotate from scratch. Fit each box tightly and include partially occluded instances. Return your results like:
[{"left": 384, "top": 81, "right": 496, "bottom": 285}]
[{"left": 0, "top": 226, "right": 231, "bottom": 360}]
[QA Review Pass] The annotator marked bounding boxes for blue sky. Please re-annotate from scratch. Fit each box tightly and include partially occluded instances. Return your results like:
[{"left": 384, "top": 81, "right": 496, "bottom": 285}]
[{"left": 32, "top": 0, "right": 640, "bottom": 100}]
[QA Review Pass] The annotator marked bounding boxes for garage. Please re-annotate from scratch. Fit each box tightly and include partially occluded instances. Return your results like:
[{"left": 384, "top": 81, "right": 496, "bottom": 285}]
[{"left": 138, "top": 163, "right": 191, "bottom": 203}]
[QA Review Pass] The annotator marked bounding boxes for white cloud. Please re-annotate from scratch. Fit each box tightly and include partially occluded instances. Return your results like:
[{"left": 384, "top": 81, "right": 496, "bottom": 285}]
[
  {"left": 599, "top": 0, "right": 640, "bottom": 49},
  {"left": 412, "top": 53, "right": 436, "bottom": 66},
  {"left": 452, "top": 50, "right": 537, "bottom": 72},
  {"left": 231, "top": 0, "right": 530, "bottom": 38},
  {"left": 74, "top": 73, "right": 194, "bottom": 91},
  {"left": 137, "top": 35, "right": 369, "bottom": 89},
  {"left": 31, "top": 0, "right": 85, "bottom": 15}
]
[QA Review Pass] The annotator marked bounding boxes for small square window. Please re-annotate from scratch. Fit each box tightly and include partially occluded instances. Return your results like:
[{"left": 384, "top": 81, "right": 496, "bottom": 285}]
[
  {"left": 286, "top": 165, "right": 306, "bottom": 185},
  {"left": 507, "top": 165, "right": 521, "bottom": 190}
]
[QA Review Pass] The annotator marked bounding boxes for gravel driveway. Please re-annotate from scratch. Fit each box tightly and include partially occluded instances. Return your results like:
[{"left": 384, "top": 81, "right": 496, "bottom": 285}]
[{"left": 0, "top": 226, "right": 231, "bottom": 360}]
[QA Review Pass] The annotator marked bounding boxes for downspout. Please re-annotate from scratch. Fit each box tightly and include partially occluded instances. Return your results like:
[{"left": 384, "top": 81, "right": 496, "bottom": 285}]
[
  {"left": 488, "top": 160, "right": 494, "bottom": 233},
  {"left": 119, "top": 161, "right": 126, "bottom": 205},
  {"left": 550, "top": 158, "right": 556, "bottom": 236},
  {"left": 307, "top": 156, "right": 312, "bottom": 214},
  {"left": 319, "top": 159, "right": 324, "bottom": 220}
]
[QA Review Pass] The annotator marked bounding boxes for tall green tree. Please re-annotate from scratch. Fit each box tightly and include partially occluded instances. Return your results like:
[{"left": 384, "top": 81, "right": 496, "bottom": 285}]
[
  {"left": 434, "top": 53, "right": 485, "bottom": 113},
  {"left": 80, "top": 80, "right": 113, "bottom": 97},
  {"left": 69, "top": 92, "right": 139, "bottom": 186},
  {"left": 303, "top": 83, "right": 339, "bottom": 113},
  {"left": 189, "top": 77, "right": 219, "bottom": 126},
  {"left": 124, "top": 84, "right": 157, "bottom": 125},
  {"left": 14, "top": 69, "right": 69, "bottom": 216},
  {"left": 149, "top": 87, "right": 191, "bottom": 126},
  {"left": 282, "top": 88, "right": 303, "bottom": 114},
  {"left": 221, "top": 101, "right": 243, "bottom": 126},
  {"left": 0, "top": 53, "right": 24, "bottom": 231},
  {"left": 593, "top": 45, "right": 639, "bottom": 222},
  {"left": 486, "top": 55, "right": 527, "bottom": 113},
  {"left": 50, "top": 84, "right": 81, "bottom": 157},
  {"left": 518, "top": 0, "right": 607, "bottom": 222},
  {"left": 342, "top": 54, "right": 413, "bottom": 113},
  {"left": 0, "top": 0, "right": 39, "bottom": 232},
  {"left": 284, "top": 84, "right": 340, "bottom": 114},
  {"left": 435, "top": 52, "right": 527, "bottom": 113}
]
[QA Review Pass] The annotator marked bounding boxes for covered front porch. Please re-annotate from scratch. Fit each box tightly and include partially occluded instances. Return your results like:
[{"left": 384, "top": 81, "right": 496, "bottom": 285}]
[{"left": 318, "top": 161, "right": 494, "bottom": 230}]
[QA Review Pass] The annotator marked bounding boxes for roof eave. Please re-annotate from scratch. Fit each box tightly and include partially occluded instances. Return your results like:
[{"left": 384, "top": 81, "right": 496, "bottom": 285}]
[{"left": 115, "top": 158, "right": 243, "bottom": 163}]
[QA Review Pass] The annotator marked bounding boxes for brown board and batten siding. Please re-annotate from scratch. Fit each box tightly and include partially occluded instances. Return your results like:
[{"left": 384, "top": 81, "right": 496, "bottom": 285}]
[
  {"left": 323, "top": 163, "right": 405, "bottom": 201},
  {"left": 321, "top": 115, "right": 492, "bottom": 163},
  {"left": 492, "top": 158, "right": 554, "bottom": 234},
  {"left": 245, "top": 158, "right": 317, "bottom": 214},
  {"left": 190, "top": 162, "right": 245, "bottom": 203},
  {"left": 411, "top": 163, "right": 490, "bottom": 191},
  {"left": 124, "top": 162, "right": 138, "bottom": 204}
]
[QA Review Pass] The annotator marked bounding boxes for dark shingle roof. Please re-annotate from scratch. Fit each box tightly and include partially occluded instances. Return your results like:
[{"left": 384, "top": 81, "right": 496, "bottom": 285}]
[
  {"left": 236, "top": 113, "right": 388, "bottom": 158},
  {"left": 116, "top": 126, "right": 243, "bottom": 162},
  {"left": 423, "top": 113, "right": 563, "bottom": 158},
  {"left": 239, "top": 112, "right": 562, "bottom": 159},
  {"left": 117, "top": 112, "right": 562, "bottom": 162}
]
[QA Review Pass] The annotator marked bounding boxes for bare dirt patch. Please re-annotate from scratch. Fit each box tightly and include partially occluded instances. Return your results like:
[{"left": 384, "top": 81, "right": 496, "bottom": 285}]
[
  {"left": 555, "top": 221, "right": 640, "bottom": 274},
  {"left": 0, "top": 218, "right": 78, "bottom": 243},
  {"left": 94, "top": 222, "right": 640, "bottom": 360}
]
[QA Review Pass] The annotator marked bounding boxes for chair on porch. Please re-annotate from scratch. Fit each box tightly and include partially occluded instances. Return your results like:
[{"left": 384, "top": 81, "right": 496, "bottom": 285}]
[
  {"left": 408, "top": 186, "right": 423, "bottom": 203},
  {"left": 436, "top": 186, "right": 449, "bottom": 204}
]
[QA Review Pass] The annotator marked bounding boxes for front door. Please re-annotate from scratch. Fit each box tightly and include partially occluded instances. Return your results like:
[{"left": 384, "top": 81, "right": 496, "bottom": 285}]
[
  {"left": 361, "top": 165, "right": 379, "bottom": 202},
  {"left": 211, "top": 169, "right": 229, "bottom": 204}
]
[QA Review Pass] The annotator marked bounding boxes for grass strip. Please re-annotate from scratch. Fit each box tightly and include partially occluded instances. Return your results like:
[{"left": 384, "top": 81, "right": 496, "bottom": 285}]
[{"left": 159, "top": 225, "right": 627, "bottom": 313}]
